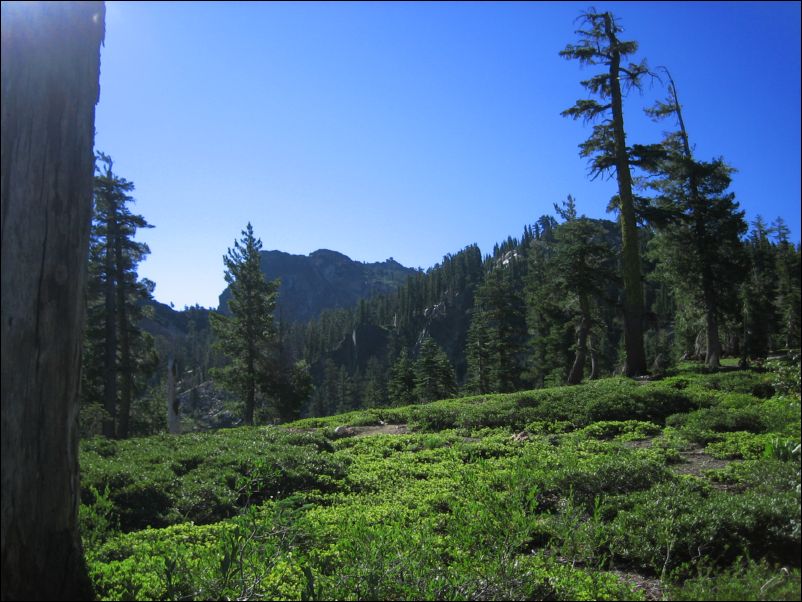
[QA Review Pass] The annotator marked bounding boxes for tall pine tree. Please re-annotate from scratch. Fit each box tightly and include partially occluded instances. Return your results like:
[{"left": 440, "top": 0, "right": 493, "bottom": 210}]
[
  {"left": 82, "top": 152, "right": 156, "bottom": 438},
  {"left": 771, "top": 218, "right": 802, "bottom": 350},
  {"left": 560, "top": 9, "right": 657, "bottom": 376},
  {"left": 645, "top": 70, "right": 747, "bottom": 369},
  {"left": 210, "top": 223, "right": 278, "bottom": 425},
  {"left": 414, "top": 335, "right": 456, "bottom": 403},
  {"left": 552, "top": 197, "right": 616, "bottom": 384},
  {"left": 741, "top": 217, "right": 779, "bottom": 360}
]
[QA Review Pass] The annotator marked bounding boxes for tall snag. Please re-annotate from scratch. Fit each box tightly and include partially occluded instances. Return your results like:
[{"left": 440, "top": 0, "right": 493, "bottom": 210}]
[{"left": 1, "top": 1, "right": 105, "bottom": 599}]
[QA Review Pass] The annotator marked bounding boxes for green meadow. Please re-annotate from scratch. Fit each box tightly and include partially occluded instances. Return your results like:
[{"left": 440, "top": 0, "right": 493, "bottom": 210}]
[{"left": 80, "top": 359, "right": 801, "bottom": 601}]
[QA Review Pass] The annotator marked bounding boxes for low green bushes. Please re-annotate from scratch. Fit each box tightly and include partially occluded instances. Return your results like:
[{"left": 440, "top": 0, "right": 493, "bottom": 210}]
[
  {"left": 80, "top": 428, "right": 346, "bottom": 534},
  {"left": 81, "top": 365, "right": 800, "bottom": 600}
]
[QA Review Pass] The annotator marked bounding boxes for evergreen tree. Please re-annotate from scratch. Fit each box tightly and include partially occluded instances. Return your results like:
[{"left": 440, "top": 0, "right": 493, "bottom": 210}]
[
  {"left": 465, "top": 309, "right": 493, "bottom": 394},
  {"left": 210, "top": 223, "right": 278, "bottom": 425},
  {"left": 741, "top": 217, "right": 779, "bottom": 360},
  {"left": 334, "top": 365, "right": 356, "bottom": 414},
  {"left": 551, "top": 197, "right": 617, "bottom": 384},
  {"left": 525, "top": 215, "right": 571, "bottom": 387},
  {"left": 560, "top": 9, "right": 657, "bottom": 376},
  {"left": 472, "top": 256, "right": 528, "bottom": 392},
  {"left": 388, "top": 349, "right": 416, "bottom": 406},
  {"left": 82, "top": 152, "right": 157, "bottom": 438},
  {"left": 361, "top": 357, "right": 388, "bottom": 408},
  {"left": 645, "top": 70, "right": 747, "bottom": 369},
  {"left": 524, "top": 203, "right": 616, "bottom": 386},
  {"left": 414, "top": 335, "right": 456, "bottom": 403},
  {"left": 313, "top": 359, "right": 340, "bottom": 417},
  {"left": 268, "top": 359, "right": 313, "bottom": 423},
  {"left": 772, "top": 218, "right": 802, "bottom": 350}
]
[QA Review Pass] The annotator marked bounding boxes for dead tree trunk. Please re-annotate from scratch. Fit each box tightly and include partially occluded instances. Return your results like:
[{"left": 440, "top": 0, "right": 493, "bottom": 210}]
[
  {"left": 589, "top": 337, "right": 600, "bottom": 380},
  {"left": 1, "top": 2, "right": 105, "bottom": 599},
  {"left": 567, "top": 296, "right": 593, "bottom": 385}
]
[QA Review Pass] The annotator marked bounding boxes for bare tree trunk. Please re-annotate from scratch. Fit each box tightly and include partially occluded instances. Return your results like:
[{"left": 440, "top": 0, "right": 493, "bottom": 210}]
[
  {"left": 1, "top": 2, "right": 105, "bottom": 599},
  {"left": 167, "top": 355, "right": 180, "bottom": 434},
  {"left": 589, "top": 337, "right": 600, "bottom": 380},
  {"left": 705, "top": 303, "right": 722, "bottom": 370},
  {"left": 567, "top": 295, "right": 592, "bottom": 385},
  {"left": 245, "top": 344, "right": 255, "bottom": 425}
]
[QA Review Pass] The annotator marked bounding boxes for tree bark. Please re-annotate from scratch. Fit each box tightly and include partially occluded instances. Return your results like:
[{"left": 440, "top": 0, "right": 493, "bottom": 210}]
[
  {"left": 589, "top": 337, "right": 600, "bottom": 380},
  {"left": 567, "top": 295, "right": 592, "bottom": 385},
  {"left": 705, "top": 300, "right": 722, "bottom": 369},
  {"left": 604, "top": 12, "right": 647, "bottom": 377},
  {"left": 1, "top": 2, "right": 105, "bottom": 599}
]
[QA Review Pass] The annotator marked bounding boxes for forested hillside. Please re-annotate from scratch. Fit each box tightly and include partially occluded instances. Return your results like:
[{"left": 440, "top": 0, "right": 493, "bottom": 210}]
[
  {"left": 66, "top": 7, "right": 801, "bottom": 435},
  {"left": 219, "top": 249, "right": 417, "bottom": 323}
]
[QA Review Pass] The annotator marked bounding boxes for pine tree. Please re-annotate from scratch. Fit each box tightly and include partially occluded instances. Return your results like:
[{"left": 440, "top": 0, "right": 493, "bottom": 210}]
[
  {"left": 414, "top": 335, "right": 456, "bottom": 403},
  {"left": 388, "top": 349, "right": 416, "bottom": 406},
  {"left": 772, "top": 218, "right": 801, "bottom": 350},
  {"left": 644, "top": 70, "right": 747, "bottom": 369},
  {"left": 741, "top": 217, "right": 779, "bottom": 360},
  {"left": 361, "top": 357, "right": 387, "bottom": 408},
  {"left": 473, "top": 259, "right": 528, "bottom": 392},
  {"left": 82, "top": 152, "right": 157, "bottom": 438},
  {"left": 560, "top": 9, "right": 657, "bottom": 376},
  {"left": 210, "top": 223, "right": 278, "bottom": 425},
  {"left": 269, "top": 359, "right": 313, "bottom": 423},
  {"left": 552, "top": 197, "right": 617, "bottom": 384},
  {"left": 313, "top": 359, "right": 340, "bottom": 416},
  {"left": 465, "top": 309, "right": 493, "bottom": 394},
  {"left": 525, "top": 215, "right": 571, "bottom": 387}
]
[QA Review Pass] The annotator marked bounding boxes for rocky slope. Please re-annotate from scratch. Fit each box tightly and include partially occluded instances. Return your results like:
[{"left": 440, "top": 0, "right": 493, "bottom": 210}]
[{"left": 218, "top": 249, "right": 417, "bottom": 323}]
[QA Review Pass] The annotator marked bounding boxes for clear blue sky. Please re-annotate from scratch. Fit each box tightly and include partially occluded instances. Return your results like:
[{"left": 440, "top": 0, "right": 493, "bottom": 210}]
[{"left": 94, "top": 1, "right": 801, "bottom": 309}]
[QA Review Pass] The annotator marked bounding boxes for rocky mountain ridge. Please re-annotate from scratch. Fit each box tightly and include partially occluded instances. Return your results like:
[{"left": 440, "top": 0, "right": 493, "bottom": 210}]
[{"left": 218, "top": 248, "right": 417, "bottom": 323}]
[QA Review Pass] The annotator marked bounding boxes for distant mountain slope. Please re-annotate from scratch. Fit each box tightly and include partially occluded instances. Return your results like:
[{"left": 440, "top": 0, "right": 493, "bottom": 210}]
[{"left": 218, "top": 249, "right": 417, "bottom": 323}]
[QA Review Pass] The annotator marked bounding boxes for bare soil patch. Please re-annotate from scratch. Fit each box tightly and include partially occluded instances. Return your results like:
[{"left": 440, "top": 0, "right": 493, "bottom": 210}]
[
  {"left": 672, "top": 446, "right": 732, "bottom": 477},
  {"left": 611, "top": 570, "right": 664, "bottom": 601},
  {"left": 333, "top": 424, "right": 410, "bottom": 438}
]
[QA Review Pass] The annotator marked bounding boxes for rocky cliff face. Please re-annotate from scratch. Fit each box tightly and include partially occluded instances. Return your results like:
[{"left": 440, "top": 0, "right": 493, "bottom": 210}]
[{"left": 218, "top": 249, "right": 416, "bottom": 323}]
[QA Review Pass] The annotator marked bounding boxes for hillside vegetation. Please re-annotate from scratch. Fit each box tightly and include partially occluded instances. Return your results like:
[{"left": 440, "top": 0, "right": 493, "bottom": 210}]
[{"left": 80, "top": 359, "right": 801, "bottom": 601}]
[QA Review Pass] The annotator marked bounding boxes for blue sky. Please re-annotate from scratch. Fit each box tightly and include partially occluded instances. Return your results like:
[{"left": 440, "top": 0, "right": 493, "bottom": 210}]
[{"left": 94, "top": 1, "right": 801, "bottom": 309}]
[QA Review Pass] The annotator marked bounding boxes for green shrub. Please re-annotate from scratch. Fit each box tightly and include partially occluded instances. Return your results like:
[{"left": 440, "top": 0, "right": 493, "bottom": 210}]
[
  {"left": 667, "top": 406, "right": 768, "bottom": 445},
  {"left": 576, "top": 420, "right": 661, "bottom": 441},
  {"left": 80, "top": 428, "right": 347, "bottom": 535},
  {"left": 607, "top": 480, "right": 801, "bottom": 574},
  {"left": 668, "top": 559, "right": 801, "bottom": 601},
  {"left": 767, "top": 351, "right": 801, "bottom": 398},
  {"left": 88, "top": 501, "right": 306, "bottom": 601}
]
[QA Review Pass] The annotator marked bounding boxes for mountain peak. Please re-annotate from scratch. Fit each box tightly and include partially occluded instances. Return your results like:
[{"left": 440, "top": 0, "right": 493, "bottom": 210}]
[{"left": 219, "top": 248, "right": 416, "bottom": 322}]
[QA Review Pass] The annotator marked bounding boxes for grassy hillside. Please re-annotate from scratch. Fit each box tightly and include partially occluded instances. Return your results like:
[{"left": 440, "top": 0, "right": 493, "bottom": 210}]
[{"left": 80, "top": 360, "right": 801, "bottom": 600}]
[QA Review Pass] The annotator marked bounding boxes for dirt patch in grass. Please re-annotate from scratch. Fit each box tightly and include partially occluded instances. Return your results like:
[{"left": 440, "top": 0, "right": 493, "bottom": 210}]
[
  {"left": 610, "top": 570, "right": 664, "bottom": 601},
  {"left": 672, "top": 446, "right": 732, "bottom": 477},
  {"left": 623, "top": 438, "right": 739, "bottom": 490},
  {"left": 334, "top": 424, "right": 410, "bottom": 438}
]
